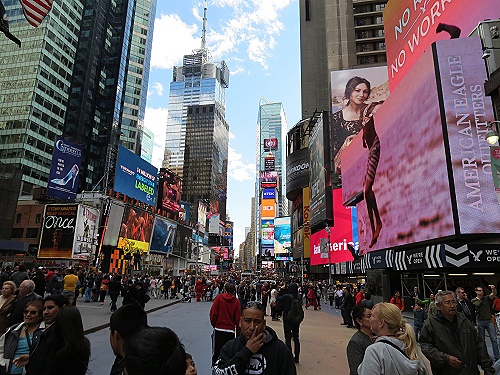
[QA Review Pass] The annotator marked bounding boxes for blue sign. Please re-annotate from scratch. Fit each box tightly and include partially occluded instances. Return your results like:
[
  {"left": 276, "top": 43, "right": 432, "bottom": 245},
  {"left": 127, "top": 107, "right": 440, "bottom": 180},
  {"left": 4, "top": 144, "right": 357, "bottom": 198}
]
[
  {"left": 149, "top": 217, "right": 177, "bottom": 253},
  {"left": 114, "top": 145, "right": 158, "bottom": 205},
  {"left": 262, "top": 189, "right": 275, "bottom": 199},
  {"left": 47, "top": 137, "right": 83, "bottom": 201}
]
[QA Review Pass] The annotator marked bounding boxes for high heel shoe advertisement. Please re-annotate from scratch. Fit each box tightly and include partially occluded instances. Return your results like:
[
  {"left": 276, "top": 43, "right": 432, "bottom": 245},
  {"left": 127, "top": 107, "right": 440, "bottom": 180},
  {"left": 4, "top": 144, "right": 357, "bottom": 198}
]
[{"left": 47, "top": 137, "right": 82, "bottom": 201}]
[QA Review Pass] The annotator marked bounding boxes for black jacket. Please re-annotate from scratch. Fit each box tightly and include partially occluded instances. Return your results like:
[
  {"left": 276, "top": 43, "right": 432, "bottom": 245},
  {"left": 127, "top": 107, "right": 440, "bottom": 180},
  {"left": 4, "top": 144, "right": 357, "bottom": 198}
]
[
  {"left": 455, "top": 298, "right": 476, "bottom": 324},
  {"left": 420, "top": 311, "right": 493, "bottom": 375},
  {"left": 213, "top": 327, "right": 296, "bottom": 375}
]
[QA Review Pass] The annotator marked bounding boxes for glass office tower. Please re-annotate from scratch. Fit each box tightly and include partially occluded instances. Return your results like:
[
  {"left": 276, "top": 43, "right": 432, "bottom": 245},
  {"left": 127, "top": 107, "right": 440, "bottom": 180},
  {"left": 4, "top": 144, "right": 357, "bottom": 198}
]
[
  {"left": 162, "top": 47, "right": 230, "bottom": 221},
  {"left": 0, "top": 0, "right": 157, "bottom": 195}
]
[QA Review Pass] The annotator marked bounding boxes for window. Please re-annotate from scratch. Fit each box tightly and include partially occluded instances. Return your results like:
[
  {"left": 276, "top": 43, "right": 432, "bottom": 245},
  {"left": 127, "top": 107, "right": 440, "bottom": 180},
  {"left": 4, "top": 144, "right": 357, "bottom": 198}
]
[
  {"left": 35, "top": 213, "right": 41, "bottom": 223},
  {"left": 16, "top": 213, "right": 21, "bottom": 223},
  {"left": 305, "top": 0, "right": 310, "bottom": 21},
  {"left": 25, "top": 228, "right": 39, "bottom": 238},
  {"left": 11, "top": 228, "right": 24, "bottom": 238}
]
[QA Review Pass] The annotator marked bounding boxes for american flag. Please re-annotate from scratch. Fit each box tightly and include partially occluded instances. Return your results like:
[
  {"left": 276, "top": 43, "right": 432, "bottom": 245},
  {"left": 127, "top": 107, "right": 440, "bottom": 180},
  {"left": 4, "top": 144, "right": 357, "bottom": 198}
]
[{"left": 19, "top": 0, "right": 53, "bottom": 27}]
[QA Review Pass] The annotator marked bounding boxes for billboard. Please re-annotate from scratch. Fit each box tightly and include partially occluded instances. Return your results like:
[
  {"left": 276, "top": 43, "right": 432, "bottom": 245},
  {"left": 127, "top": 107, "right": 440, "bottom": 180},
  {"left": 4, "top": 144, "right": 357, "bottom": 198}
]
[
  {"left": 286, "top": 148, "right": 309, "bottom": 194},
  {"left": 330, "top": 67, "right": 390, "bottom": 184},
  {"left": 310, "top": 189, "right": 358, "bottom": 265},
  {"left": 303, "top": 187, "right": 311, "bottom": 258},
  {"left": 47, "top": 137, "right": 82, "bottom": 201},
  {"left": 309, "top": 113, "right": 332, "bottom": 228},
  {"left": 38, "top": 204, "right": 78, "bottom": 259},
  {"left": 262, "top": 189, "right": 276, "bottom": 200},
  {"left": 261, "top": 227, "right": 274, "bottom": 246},
  {"left": 114, "top": 145, "right": 158, "bottom": 205},
  {"left": 149, "top": 216, "right": 177, "bottom": 253},
  {"left": 261, "top": 171, "right": 278, "bottom": 188},
  {"left": 264, "top": 156, "right": 275, "bottom": 172},
  {"left": 341, "top": 38, "right": 498, "bottom": 253},
  {"left": 261, "top": 199, "right": 276, "bottom": 218},
  {"left": 224, "top": 221, "right": 234, "bottom": 252},
  {"left": 263, "top": 138, "right": 278, "bottom": 151},
  {"left": 492, "top": 147, "right": 500, "bottom": 204},
  {"left": 383, "top": 0, "right": 500, "bottom": 91},
  {"left": 179, "top": 201, "right": 190, "bottom": 224},
  {"left": 435, "top": 37, "right": 499, "bottom": 234},
  {"left": 197, "top": 201, "right": 207, "bottom": 232},
  {"left": 208, "top": 213, "right": 220, "bottom": 234},
  {"left": 261, "top": 246, "right": 275, "bottom": 258},
  {"left": 118, "top": 206, "right": 155, "bottom": 254},
  {"left": 73, "top": 205, "right": 99, "bottom": 260},
  {"left": 157, "top": 168, "right": 182, "bottom": 213},
  {"left": 102, "top": 202, "right": 125, "bottom": 247},
  {"left": 274, "top": 217, "right": 291, "bottom": 254}
]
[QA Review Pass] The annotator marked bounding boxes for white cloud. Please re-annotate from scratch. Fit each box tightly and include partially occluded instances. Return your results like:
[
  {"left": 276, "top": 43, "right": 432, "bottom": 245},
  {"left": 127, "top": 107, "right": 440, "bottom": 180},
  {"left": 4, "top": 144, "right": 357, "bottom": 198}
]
[
  {"left": 144, "top": 107, "right": 169, "bottom": 169},
  {"left": 228, "top": 131, "right": 236, "bottom": 139},
  {"left": 228, "top": 146, "right": 256, "bottom": 182},
  {"left": 151, "top": 14, "right": 200, "bottom": 69},
  {"left": 151, "top": 1, "right": 295, "bottom": 71},
  {"left": 152, "top": 82, "right": 164, "bottom": 96},
  {"left": 230, "top": 67, "right": 245, "bottom": 75}
]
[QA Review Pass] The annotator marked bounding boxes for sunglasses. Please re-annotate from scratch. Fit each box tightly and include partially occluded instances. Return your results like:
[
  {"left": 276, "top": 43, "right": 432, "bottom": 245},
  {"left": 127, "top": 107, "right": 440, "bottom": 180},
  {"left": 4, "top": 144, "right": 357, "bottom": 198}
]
[{"left": 24, "top": 310, "right": 38, "bottom": 316}]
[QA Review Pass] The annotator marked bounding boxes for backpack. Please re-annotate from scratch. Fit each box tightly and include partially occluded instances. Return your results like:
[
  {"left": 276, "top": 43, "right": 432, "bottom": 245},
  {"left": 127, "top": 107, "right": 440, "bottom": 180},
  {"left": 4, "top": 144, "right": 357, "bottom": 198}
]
[{"left": 288, "top": 297, "right": 304, "bottom": 324}]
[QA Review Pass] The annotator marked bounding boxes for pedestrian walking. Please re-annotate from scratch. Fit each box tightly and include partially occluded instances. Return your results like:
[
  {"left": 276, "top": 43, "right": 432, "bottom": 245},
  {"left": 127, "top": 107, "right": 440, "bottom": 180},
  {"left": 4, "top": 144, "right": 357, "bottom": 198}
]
[
  {"left": 108, "top": 275, "right": 123, "bottom": 313},
  {"left": 341, "top": 286, "right": 355, "bottom": 328},
  {"left": 471, "top": 284, "right": 500, "bottom": 361},
  {"left": 277, "top": 282, "right": 303, "bottom": 364},
  {"left": 389, "top": 290, "right": 405, "bottom": 312}
]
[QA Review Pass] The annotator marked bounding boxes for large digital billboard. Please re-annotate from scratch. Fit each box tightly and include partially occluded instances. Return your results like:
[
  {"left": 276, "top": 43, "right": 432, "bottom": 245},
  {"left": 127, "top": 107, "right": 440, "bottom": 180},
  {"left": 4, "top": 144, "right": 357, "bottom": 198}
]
[
  {"left": 262, "top": 189, "right": 276, "bottom": 200},
  {"left": 330, "top": 67, "right": 390, "bottom": 184},
  {"left": 118, "top": 206, "right": 155, "bottom": 254},
  {"left": 73, "top": 205, "right": 99, "bottom": 260},
  {"left": 208, "top": 213, "right": 220, "bottom": 234},
  {"left": 310, "top": 189, "right": 358, "bottom": 265},
  {"left": 286, "top": 148, "right": 309, "bottom": 194},
  {"left": 383, "top": 0, "right": 500, "bottom": 91},
  {"left": 341, "top": 38, "right": 498, "bottom": 253},
  {"left": 435, "top": 37, "right": 499, "bottom": 234},
  {"left": 114, "top": 145, "right": 158, "bottom": 205},
  {"left": 274, "top": 217, "right": 291, "bottom": 254},
  {"left": 224, "top": 221, "right": 234, "bottom": 253},
  {"left": 197, "top": 201, "right": 207, "bottom": 232},
  {"left": 102, "top": 202, "right": 125, "bottom": 247},
  {"left": 309, "top": 113, "right": 332, "bottom": 228},
  {"left": 157, "top": 168, "right": 182, "bottom": 213},
  {"left": 38, "top": 204, "right": 78, "bottom": 259},
  {"left": 149, "top": 216, "right": 177, "bottom": 253},
  {"left": 263, "top": 138, "right": 278, "bottom": 151},
  {"left": 261, "top": 199, "right": 276, "bottom": 218},
  {"left": 47, "top": 137, "right": 82, "bottom": 201},
  {"left": 261, "top": 171, "right": 278, "bottom": 188}
]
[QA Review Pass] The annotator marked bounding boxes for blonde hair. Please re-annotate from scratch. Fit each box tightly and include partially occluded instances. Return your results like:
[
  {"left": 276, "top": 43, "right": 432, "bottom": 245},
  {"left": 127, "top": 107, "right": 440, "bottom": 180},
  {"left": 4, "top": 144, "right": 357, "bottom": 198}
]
[
  {"left": 2, "top": 281, "right": 16, "bottom": 293},
  {"left": 374, "top": 302, "right": 419, "bottom": 360}
]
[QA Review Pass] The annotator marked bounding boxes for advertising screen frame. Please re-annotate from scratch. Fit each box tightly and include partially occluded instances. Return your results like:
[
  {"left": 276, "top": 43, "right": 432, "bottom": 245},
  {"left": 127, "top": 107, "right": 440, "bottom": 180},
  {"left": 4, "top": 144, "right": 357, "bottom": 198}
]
[
  {"left": 157, "top": 168, "right": 182, "bottom": 214},
  {"left": 117, "top": 206, "right": 155, "bottom": 254},
  {"left": 263, "top": 138, "right": 278, "bottom": 151},
  {"left": 286, "top": 147, "right": 310, "bottom": 194},
  {"left": 73, "top": 205, "right": 99, "bottom": 260},
  {"left": 260, "top": 171, "right": 278, "bottom": 188},
  {"left": 149, "top": 216, "right": 177, "bottom": 253},
  {"left": 114, "top": 145, "right": 158, "bottom": 206},
  {"left": 38, "top": 204, "right": 78, "bottom": 259},
  {"left": 47, "top": 137, "right": 82, "bottom": 201}
]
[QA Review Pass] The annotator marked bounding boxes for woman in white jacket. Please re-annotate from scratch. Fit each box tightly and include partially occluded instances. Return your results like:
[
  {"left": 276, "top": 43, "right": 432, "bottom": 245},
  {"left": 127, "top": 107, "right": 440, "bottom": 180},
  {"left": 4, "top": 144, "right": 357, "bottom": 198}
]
[{"left": 358, "top": 302, "right": 429, "bottom": 375}]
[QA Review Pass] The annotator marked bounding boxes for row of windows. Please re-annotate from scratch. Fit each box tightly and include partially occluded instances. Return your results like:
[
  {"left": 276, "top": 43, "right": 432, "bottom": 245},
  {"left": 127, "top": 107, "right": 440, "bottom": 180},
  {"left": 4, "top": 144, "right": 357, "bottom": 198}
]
[
  {"left": 16, "top": 213, "right": 41, "bottom": 224},
  {"left": 34, "top": 93, "right": 65, "bottom": 119},
  {"left": 358, "top": 54, "right": 387, "bottom": 65},
  {"left": 356, "top": 17, "right": 384, "bottom": 27},
  {"left": 356, "top": 29, "right": 385, "bottom": 39},
  {"left": 354, "top": 3, "right": 386, "bottom": 14},
  {"left": 11, "top": 227, "right": 39, "bottom": 239},
  {"left": 357, "top": 42, "right": 386, "bottom": 53}
]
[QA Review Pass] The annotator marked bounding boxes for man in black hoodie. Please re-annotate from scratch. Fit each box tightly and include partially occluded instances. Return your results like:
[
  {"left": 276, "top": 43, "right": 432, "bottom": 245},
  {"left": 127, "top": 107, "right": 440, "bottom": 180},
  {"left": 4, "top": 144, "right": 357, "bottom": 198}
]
[
  {"left": 277, "top": 282, "right": 302, "bottom": 363},
  {"left": 213, "top": 301, "right": 296, "bottom": 375}
]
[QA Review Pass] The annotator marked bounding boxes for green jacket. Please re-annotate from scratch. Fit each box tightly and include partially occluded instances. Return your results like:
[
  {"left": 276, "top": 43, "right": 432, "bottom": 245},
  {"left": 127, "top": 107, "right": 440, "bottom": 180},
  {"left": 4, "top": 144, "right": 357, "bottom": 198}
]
[{"left": 419, "top": 311, "right": 494, "bottom": 375}]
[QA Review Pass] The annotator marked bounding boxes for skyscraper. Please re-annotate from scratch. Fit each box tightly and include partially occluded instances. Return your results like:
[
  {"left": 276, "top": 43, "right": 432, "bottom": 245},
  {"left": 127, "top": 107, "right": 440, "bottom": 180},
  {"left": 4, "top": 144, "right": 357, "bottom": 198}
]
[
  {"left": 162, "top": 3, "right": 229, "bottom": 221},
  {"left": 0, "top": 0, "right": 157, "bottom": 195},
  {"left": 300, "top": 0, "right": 387, "bottom": 118},
  {"left": 254, "top": 99, "right": 288, "bottom": 259}
]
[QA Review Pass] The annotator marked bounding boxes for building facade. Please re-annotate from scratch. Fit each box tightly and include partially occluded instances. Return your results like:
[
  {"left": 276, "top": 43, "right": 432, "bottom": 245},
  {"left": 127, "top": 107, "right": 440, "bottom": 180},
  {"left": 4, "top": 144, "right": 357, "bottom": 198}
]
[
  {"left": 300, "top": 0, "right": 387, "bottom": 119},
  {"left": 0, "top": 0, "right": 156, "bottom": 195}
]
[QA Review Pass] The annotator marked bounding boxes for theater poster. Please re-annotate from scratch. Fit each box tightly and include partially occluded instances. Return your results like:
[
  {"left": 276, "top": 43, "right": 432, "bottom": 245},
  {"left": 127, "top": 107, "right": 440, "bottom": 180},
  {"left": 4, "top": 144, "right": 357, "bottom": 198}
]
[{"left": 38, "top": 204, "right": 78, "bottom": 259}]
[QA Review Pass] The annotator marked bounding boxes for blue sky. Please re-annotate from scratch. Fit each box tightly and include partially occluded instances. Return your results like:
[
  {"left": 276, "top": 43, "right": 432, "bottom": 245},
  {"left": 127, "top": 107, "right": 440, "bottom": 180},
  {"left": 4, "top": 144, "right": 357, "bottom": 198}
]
[{"left": 145, "top": 0, "right": 301, "bottom": 252}]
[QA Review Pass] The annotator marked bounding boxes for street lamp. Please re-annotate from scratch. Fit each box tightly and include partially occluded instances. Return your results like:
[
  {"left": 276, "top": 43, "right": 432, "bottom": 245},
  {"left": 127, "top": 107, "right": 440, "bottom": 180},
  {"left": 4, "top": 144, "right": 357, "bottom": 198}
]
[
  {"left": 485, "top": 121, "right": 500, "bottom": 145},
  {"left": 325, "top": 224, "right": 332, "bottom": 285}
]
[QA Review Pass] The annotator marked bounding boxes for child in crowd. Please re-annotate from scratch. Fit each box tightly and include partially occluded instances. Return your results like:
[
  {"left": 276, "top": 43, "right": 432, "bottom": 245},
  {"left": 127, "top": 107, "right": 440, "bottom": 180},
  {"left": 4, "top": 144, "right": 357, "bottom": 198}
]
[
  {"left": 413, "top": 302, "right": 427, "bottom": 340},
  {"left": 185, "top": 353, "right": 197, "bottom": 375}
]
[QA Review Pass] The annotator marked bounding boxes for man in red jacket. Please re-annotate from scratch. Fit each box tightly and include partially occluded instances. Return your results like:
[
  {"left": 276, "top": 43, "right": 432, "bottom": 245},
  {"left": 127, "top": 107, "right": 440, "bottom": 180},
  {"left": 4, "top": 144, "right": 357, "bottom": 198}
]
[{"left": 210, "top": 282, "right": 241, "bottom": 365}]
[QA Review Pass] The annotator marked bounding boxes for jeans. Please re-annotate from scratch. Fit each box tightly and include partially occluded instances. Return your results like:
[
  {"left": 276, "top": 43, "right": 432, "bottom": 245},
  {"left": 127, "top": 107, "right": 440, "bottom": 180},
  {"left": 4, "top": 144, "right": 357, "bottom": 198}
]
[
  {"left": 477, "top": 319, "right": 500, "bottom": 359},
  {"left": 283, "top": 320, "right": 300, "bottom": 361},
  {"left": 84, "top": 287, "right": 92, "bottom": 302}
]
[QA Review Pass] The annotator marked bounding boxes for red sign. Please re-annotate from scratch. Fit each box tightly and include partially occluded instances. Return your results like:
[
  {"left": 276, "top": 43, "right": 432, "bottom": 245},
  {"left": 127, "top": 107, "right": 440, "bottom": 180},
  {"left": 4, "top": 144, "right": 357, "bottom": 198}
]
[
  {"left": 310, "top": 189, "right": 357, "bottom": 265},
  {"left": 263, "top": 138, "right": 278, "bottom": 151}
]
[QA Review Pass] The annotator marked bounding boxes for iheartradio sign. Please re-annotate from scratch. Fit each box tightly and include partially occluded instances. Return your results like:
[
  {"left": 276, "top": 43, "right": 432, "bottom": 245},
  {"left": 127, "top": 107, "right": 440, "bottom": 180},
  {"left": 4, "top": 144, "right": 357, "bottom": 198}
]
[{"left": 263, "top": 138, "right": 278, "bottom": 151}]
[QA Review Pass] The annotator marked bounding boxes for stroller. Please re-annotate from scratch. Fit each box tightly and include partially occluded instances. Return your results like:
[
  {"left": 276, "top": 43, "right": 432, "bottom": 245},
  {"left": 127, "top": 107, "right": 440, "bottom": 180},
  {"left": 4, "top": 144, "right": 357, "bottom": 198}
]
[{"left": 181, "top": 287, "right": 192, "bottom": 302}]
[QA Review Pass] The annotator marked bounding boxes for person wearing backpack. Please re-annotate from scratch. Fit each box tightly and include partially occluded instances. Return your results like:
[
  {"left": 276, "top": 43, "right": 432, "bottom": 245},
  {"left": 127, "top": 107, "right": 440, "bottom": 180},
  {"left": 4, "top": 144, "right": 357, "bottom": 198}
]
[{"left": 277, "top": 282, "right": 303, "bottom": 364}]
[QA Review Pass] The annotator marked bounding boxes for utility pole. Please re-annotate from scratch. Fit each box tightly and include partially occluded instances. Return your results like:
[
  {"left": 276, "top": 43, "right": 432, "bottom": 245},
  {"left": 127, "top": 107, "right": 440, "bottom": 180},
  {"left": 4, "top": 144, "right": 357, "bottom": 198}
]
[{"left": 325, "top": 224, "right": 332, "bottom": 285}]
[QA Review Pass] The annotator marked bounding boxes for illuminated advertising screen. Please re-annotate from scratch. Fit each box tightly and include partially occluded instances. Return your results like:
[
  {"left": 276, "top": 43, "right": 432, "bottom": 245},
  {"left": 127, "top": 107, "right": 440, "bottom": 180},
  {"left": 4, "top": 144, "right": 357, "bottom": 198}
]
[
  {"left": 114, "top": 145, "right": 158, "bottom": 205},
  {"left": 342, "top": 42, "right": 456, "bottom": 253},
  {"left": 261, "top": 246, "right": 275, "bottom": 258},
  {"left": 274, "top": 217, "right": 291, "bottom": 254},
  {"left": 208, "top": 213, "right": 220, "bottom": 234},
  {"left": 47, "top": 137, "right": 82, "bottom": 201},
  {"left": 179, "top": 201, "right": 190, "bottom": 224},
  {"left": 261, "top": 171, "right": 278, "bottom": 188},
  {"left": 303, "top": 187, "right": 311, "bottom": 258},
  {"left": 261, "top": 199, "right": 276, "bottom": 218},
  {"left": 197, "top": 202, "right": 207, "bottom": 232},
  {"left": 309, "top": 113, "right": 332, "bottom": 228},
  {"left": 263, "top": 138, "right": 278, "bottom": 151},
  {"left": 261, "top": 219, "right": 274, "bottom": 246},
  {"left": 224, "top": 221, "right": 234, "bottom": 252},
  {"left": 435, "top": 37, "right": 499, "bottom": 234},
  {"left": 38, "top": 204, "right": 78, "bottom": 259},
  {"left": 118, "top": 206, "right": 155, "bottom": 254},
  {"left": 102, "top": 202, "right": 125, "bottom": 247},
  {"left": 157, "top": 168, "right": 182, "bottom": 213},
  {"left": 383, "top": 0, "right": 500, "bottom": 91},
  {"left": 262, "top": 189, "right": 275, "bottom": 200},
  {"left": 149, "top": 216, "right": 177, "bottom": 253},
  {"left": 264, "top": 156, "right": 275, "bottom": 171},
  {"left": 492, "top": 147, "right": 500, "bottom": 204},
  {"left": 286, "top": 148, "right": 309, "bottom": 193},
  {"left": 73, "top": 205, "right": 99, "bottom": 260},
  {"left": 310, "top": 189, "right": 358, "bottom": 265}
]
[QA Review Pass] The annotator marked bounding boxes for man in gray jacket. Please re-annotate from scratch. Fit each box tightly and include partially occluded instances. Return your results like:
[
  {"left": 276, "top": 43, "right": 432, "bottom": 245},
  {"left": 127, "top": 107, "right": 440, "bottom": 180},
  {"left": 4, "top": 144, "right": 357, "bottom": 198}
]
[{"left": 419, "top": 290, "right": 494, "bottom": 375}]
